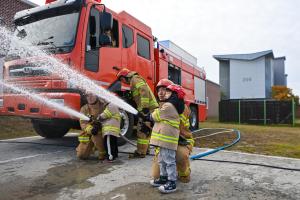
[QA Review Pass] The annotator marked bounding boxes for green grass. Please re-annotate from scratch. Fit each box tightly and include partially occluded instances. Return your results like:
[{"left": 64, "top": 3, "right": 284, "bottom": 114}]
[
  {"left": 0, "top": 116, "right": 36, "bottom": 139},
  {"left": 197, "top": 119, "right": 300, "bottom": 159}
]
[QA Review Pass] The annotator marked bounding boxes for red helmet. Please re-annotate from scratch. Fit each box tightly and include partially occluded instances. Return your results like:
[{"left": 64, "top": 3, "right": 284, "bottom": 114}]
[
  {"left": 156, "top": 79, "right": 173, "bottom": 89},
  {"left": 166, "top": 84, "right": 186, "bottom": 99},
  {"left": 117, "top": 68, "right": 131, "bottom": 79}
]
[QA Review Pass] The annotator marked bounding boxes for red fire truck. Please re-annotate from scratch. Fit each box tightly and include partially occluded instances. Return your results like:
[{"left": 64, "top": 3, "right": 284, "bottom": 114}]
[{"left": 0, "top": 0, "right": 206, "bottom": 139}]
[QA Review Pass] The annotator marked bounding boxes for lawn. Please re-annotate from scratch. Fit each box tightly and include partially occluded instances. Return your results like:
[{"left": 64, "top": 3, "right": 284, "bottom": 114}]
[
  {"left": 0, "top": 116, "right": 36, "bottom": 139},
  {"left": 196, "top": 119, "right": 300, "bottom": 159}
]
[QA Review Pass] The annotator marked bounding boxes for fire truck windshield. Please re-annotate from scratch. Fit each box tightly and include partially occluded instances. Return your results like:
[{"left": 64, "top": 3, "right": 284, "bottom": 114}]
[{"left": 15, "top": 12, "right": 79, "bottom": 53}]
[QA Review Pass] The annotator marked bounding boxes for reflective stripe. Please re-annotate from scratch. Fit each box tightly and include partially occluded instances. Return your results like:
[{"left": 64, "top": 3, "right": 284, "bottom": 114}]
[
  {"left": 102, "top": 126, "right": 120, "bottom": 133},
  {"left": 151, "top": 132, "right": 179, "bottom": 144},
  {"left": 132, "top": 89, "right": 139, "bottom": 97},
  {"left": 178, "top": 167, "right": 190, "bottom": 177},
  {"left": 150, "top": 99, "right": 158, "bottom": 107},
  {"left": 161, "top": 120, "right": 180, "bottom": 129},
  {"left": 104, "top": 108, "right": 113, "bottom": 118},
  {"left": 112, "top": 115, "right": 121, "bottom": 121},
  {"left": 141, "top": 97, "right": 150, "bottom": 104},
  {"left": 137, "top": 138, "right": 149, "bottom": 145},
  {"left": 152, "top": 109, "right": 161, "bottom": 121},
  {"left": 187, "top": 138, "right": 194, "bottom": 146},
  {"left": 78, "top": 136, "right": 90, "bottom": 143},
  {"left": 135, "top": 81, "right": 146, "bottom": 89},
  {"left": 99, "top": 151, "right": 106, "bottom": 155},
  {"left": 155, "top": 147, "right": 160, "bottom": 155}
]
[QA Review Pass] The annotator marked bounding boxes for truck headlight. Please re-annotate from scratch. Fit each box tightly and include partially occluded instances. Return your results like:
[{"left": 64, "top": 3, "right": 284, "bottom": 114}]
[
  {"left": 49, "top": 99, "right": 64, "bottom": 106},
  {"left": 0, "top": 99, "right": 3, "bottom": 107}
]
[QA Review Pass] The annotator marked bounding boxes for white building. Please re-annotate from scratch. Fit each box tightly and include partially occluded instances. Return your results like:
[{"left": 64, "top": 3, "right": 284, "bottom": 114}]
[{"left": 214, "top": 50, "right": 287, "bottom": 100}]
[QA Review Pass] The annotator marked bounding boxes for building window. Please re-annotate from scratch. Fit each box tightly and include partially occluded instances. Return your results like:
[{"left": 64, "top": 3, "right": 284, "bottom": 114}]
[
  {"left": 122, "top": 24, "right": 133, "bottom": 48},
  {"left": 137, "top": 34, "right": 150, "bottom": 60}
]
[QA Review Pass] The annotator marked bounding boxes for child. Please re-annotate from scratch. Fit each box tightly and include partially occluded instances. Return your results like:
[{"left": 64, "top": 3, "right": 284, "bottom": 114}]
[
  {"left": 98, "top": 101, "right": 121, "bottom": 162},
  {"left": 150, "top": 84, "right": 185, "bottom": 193}
]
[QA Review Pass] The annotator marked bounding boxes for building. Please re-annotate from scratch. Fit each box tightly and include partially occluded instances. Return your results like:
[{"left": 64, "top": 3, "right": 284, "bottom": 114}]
[
  {"left": 213, "top": 50, "right": 287, "bottom": 100},
  {"left": 0, "top": 0, "right": 38, "bottom": 95},
  {"left": 206, "top": 79, "right": 220, "bottom": 119}
]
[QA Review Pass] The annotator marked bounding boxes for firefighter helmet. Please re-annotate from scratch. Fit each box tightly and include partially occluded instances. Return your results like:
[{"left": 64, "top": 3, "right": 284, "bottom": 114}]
[
  {"left": 166, "top": 84, "right": 186, "bottom": 99},
  {"left": 156, "top": 79, "right": 173, "bottom": 89},
  {"left": 116, "top": 68, "right": 131, "bottom": 79}
]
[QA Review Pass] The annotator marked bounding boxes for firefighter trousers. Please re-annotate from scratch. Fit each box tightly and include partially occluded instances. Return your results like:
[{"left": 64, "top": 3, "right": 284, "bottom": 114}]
[
  {"left": 104, "top": 135, "right": 118, "bottom": 160},
  {"left": 136, "top": 130, "right": 150, "bottom": 155},
  {"left": 76, "top": 133, "right": 106, "bottom": 160},
  {"left": 151, "top": 144, "right": 192, "bottom": 183}
]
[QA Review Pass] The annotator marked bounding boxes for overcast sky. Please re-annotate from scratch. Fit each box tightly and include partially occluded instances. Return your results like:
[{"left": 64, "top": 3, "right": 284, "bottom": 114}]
[{"left": 31, "top": 0, "right": 300, "bottom": 96}]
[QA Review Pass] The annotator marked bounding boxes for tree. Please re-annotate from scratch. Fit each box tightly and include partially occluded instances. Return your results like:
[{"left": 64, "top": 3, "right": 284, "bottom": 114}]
[{"left": 272, "top": 86, "right": 299, "bottom": 106}]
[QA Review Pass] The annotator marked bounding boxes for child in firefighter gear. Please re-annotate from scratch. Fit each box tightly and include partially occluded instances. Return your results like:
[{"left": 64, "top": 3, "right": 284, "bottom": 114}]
[
  {"left": 98, "top": 101, "right": 121, "bottom": 162},
  {"left": 117, "top": 68, "right": 158, "bottom": 158},
  {"left": 149, "top": 84, "right": 185, "bottom": 194},
  {"left": 76, "top": 93, "right": 106, "bottom": 160}
]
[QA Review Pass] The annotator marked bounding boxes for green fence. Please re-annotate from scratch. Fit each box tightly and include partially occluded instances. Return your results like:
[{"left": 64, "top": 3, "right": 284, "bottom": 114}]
[{"left": 219, "top": 99, "right": 296, "bottom": 126}]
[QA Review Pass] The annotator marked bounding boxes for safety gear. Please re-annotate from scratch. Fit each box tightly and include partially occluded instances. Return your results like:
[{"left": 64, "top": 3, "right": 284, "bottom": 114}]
[
  {"left": 150, "top": 102, "right": 180, "bottom": 151},
  {"left": 158, "top": 181, "right": 177, "bottom": 194},
  {"left": 150, "top": 176, "right": 168, "bottom": 187},
  {"left": 129, "top": 73, "right": 158, "bottom": 156},
  {"left": 77, "top": 102, "right": 106, "bottom": 160},
  {"left": 116, "top": 68, "right": 130, "bottom": 79},
  {"left": 166, "top": 84, "right": 186, "bottom": 99},
  {"left": 99, "top": 103, "right": 121, "bottom": 138},
  {"left": 156, "top": 79, "right": 173, "bottom": 90}
]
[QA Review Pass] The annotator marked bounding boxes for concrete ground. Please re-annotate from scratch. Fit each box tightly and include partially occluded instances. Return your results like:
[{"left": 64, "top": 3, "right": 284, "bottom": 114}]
[{"left": 0, "top": 133, "right": 299, "bottom": 200}]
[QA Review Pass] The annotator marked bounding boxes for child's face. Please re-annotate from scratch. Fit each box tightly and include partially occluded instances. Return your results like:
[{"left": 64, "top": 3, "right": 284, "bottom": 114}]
[
  {"left": 164, "top": 90, "right": 172, "bottom": 100},
  {"left": 158, "top": 87, "right": 167, "bottom": 101}
]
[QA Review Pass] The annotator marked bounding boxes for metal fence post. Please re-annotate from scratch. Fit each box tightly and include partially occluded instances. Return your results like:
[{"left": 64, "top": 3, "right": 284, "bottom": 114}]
[
  {"left": 292, "top": 98, "right": 295, "bottom": 127},
  {"left": 264, "top": 100, "right": 266, "bottom": 125},
  {"left": 238, "top": 100, "right": 241, "bottom": 124}
]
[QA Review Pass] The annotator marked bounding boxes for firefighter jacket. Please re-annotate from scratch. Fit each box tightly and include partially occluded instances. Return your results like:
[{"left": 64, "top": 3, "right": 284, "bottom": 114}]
[
  {"left": 179, "top": 104, "right": 195, "bottom": 148},
  {"left": 99, "top": 103, "right": 121, "bottom": 138},
  {"left": 150, "top": 102, "right": 180, "bottom": 151},
  {"left": 78, "top": 101, "right": 105, "bottom": 142},
  {"left": 128, "top": 72, "right": 158, "bottom": 112}
]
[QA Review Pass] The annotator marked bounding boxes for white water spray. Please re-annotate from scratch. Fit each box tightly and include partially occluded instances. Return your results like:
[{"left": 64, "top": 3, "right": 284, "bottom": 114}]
[
  {"left": 0, "top": 26, "right": 137, "bottom": 115},
  {"left": 0, "top": 80, "right": 90, "bottom": 121}
]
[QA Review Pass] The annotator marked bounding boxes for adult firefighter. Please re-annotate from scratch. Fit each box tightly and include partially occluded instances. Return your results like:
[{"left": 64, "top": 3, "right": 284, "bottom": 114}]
[
  {"left": 117, "top": 68, "right": 159, "bottom": 158},
  {"left": 76, "top": 93, "right": 106, "bottom": 160},
  {"left": 151, "top": 81, "right": 194, "bottom": 183}
]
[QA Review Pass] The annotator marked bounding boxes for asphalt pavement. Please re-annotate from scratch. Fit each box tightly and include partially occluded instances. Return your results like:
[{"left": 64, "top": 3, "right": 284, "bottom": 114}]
[{"left": 0, "top": 133, "right": 300, "bottom": 200}]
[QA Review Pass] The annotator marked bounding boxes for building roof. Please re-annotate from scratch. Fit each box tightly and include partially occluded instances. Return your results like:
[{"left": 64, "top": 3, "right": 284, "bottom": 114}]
[
  {"left": 213, "top": 50, "right": 274, "bottom": 61},
  {"left": 206, "top": 79, "right": 220, "bottom": 87},
  {"left": 19, "top": 0, "right": 39, "bottom": 7}
]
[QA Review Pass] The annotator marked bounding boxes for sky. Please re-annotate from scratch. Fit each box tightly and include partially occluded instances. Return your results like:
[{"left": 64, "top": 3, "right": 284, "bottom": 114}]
[{"left": 30, "top": 0, "right": 300, "bottom": 96}]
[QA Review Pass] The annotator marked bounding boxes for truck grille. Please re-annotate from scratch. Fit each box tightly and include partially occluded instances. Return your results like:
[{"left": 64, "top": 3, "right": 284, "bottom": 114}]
[{"left": 9, "top": 64, "right": 49, "bottom": 77}]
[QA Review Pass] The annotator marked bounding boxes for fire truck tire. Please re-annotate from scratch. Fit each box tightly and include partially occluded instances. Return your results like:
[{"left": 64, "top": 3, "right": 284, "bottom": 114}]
[
  {"left": 189, "top": 105, "right": 199, "bottom": 131},
  {"left": 118, "top": 110, "right": 134, "bottom": 146},
  {"left": 31, "top": 120, "right": 70, "bottom": 138}
]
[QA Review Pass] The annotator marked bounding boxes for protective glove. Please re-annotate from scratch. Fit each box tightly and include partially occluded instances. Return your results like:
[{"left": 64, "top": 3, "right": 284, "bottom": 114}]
[
  {"left": 138, "top": 108, "right": 150, "bottom": 121},
  {"left": 90, "top": 125, "right": 99, "bottom": 136},
  {"left": 84, "top": 124, "right": 94, "bottom": 135}
]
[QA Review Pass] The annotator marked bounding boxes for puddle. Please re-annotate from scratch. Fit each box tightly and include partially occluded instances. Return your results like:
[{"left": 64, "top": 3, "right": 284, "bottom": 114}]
[{"left": 1, "top": 159, "right": 122, "bottom": 200}]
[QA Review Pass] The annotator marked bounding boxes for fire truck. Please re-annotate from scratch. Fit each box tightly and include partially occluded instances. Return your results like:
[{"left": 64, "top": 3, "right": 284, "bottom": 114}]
[{"left": 0, "top": 0, "right": 206, "bottom": 140}]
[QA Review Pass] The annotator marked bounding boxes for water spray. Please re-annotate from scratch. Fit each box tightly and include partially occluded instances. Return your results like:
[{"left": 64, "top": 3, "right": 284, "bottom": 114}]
[
  {"left": 0, "top": 80, "right": 89, "bottom": 121},
  {"left": 0, "top": 26, "right": 137, "bottom": 115}
]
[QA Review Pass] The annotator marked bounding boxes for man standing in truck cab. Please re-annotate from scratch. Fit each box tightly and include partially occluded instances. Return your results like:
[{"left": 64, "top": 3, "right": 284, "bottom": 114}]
[
  {"left": 117, "top": 68, "right": 159, "bottom": 158},
  {"left": 76, "top": 92, "right": 106, "bottom": 160}
]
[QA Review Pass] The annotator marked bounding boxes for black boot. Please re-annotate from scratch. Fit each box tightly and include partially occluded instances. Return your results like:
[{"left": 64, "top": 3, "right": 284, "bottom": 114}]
[
  {"left": 150, "top": 176, "right": 168, "bottom": 187},
  {"left": 158, "top": 180, "right": 177, "bottom": 193}
]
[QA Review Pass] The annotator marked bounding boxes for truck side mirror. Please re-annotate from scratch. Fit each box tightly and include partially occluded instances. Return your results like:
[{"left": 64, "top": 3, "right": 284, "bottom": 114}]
[{"left": 100, "top": 11, "right": 113, "bottom": 31}]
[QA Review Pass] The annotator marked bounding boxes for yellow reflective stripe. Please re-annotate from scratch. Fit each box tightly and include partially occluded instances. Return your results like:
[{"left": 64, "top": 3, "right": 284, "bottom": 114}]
[
  {"left": 152, "top": 109, "right": 161, "bottom": 121},
  {"left": 161, "top": 120, "right": 180, "bottom": 129},
  {"left": 132, "top": 89, "right": 139, "bottom": 97},
  {"left": 104, "top": 108, "right": 113, "bottom": 118},
  {"left": 141, "top": 97, "right": 150, "bottom": 104},
  {"left": 112, "top": 115, "right": 121, "bottom": 121},
  {"left": 180, "top": 114, "right": 188, "bottom": 121},
  {"left": 151, "top": 132, "right": 178, "bottom": 144},
  {"left": 155, "top": 147, "right": 160, "bottom": 155},
  {"left": 187, "top": 138, "right": 194, "bottom": 146},
  {"left": 102, "top": 126, "right": 120, "bottom": 133},
  {"left": 150, "top": 99, "right": 158, "bottom": 107},
  {"left": 184, "top": 121, "right": 190, "bottom": 128},
  {"left": 99, "top": 151, "right": 106, "bottom": 155},
  {"left": 137, "top": 138, "right": 149, "bottom": 145},
  {"left": 78, "top": 136, "right": 90, "bottom": 143},
  {"left": 135, "top": 81, "right": 146, "bottom": 89},
  {"left": 178, "top": 167, "right": 190, "bottom": 177}
]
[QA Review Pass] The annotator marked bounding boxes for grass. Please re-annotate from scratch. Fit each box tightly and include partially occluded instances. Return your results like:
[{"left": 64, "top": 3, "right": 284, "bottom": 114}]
[
  {"left": 197, "top": 118, "right": 300, "bottom": 159},
  {"left": 0, "top": 116, "right": 36, "bottom": 139}
]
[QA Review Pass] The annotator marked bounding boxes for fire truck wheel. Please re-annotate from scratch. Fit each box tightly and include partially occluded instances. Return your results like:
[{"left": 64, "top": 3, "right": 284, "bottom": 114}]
[
  {"left": 118, "top": 110, "right": 134, "bottom": 146},
  {"left": 31, "top": 120, "right": 70, "bottom": 138},
  {"left": 189, "top": 105, "right": 199, "bottom": 131}
]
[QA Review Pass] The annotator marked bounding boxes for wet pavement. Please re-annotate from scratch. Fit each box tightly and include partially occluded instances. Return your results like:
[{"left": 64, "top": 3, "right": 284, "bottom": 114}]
[{"left": 0, "top": 133, "right": 300, "bottom": 200}]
